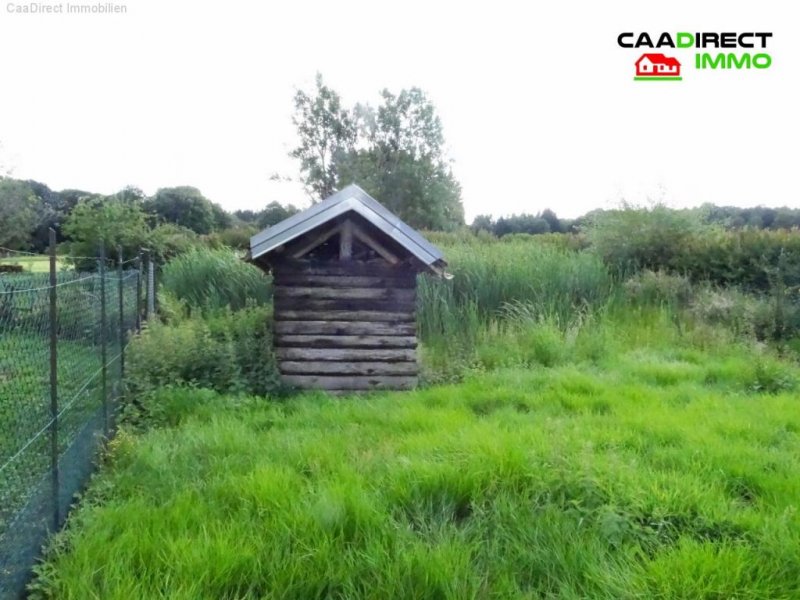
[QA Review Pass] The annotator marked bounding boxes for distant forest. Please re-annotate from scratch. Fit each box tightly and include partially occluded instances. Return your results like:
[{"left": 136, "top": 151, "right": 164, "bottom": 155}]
[{"left": 1, "top": 175, "right": 799, "bottom": 256}]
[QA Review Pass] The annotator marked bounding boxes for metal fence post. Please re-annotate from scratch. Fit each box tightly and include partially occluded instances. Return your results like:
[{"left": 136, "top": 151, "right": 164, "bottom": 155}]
[
  {"left": 99, "top": 243, "right": 108, "bottom": 436},
  {"left": 118, "top": 247, "right": 125, "bottom": 380},
  {"left": 136, "top": 251, "right": 143, "bottom": 333},
  {"left": 48, "top": 228, "right": 59, "bottom": 530},
  {"left": 147, "top": 252, "right": 155, "bottom": 318}
]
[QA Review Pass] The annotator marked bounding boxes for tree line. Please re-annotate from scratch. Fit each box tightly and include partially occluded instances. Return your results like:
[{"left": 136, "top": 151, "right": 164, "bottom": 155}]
[{"left": 3, "top": 72, "right": 799, "bottom": 259}]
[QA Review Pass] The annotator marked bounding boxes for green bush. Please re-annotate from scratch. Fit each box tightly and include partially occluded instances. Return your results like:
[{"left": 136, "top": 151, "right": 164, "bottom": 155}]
[
  {"left": 125, "top": 305, "right": 282, "bottom": 410},
  {"left": 689, "top": 286, "right": 800, "bottom": 342},
  {"left": 161, "top": 247, "right": 272, "bottom": 314},
  {"left": 584, "top": 204, "right": 703, "bottom": 276},
  {"left": 624, "top": 270, "right": 693, "bottom": 309},
  {"left": 204, "top": 226, "right": 257, "bottom": 251}
]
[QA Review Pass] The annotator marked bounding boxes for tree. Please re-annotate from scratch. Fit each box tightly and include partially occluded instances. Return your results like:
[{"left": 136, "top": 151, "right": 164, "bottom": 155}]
[
  {"left": 289, "top": 76, "right": 465, "bottom": 230},
  {"left": 494, "top": 214, "right": 550, "bottom": 236},
  {"left": 233, "top": 209, "right": 259, "bottom": 224},
  {"left": 144, "top": 186, "right": 226, "bottom": 234},
  {"left": 539, "top": 209, "right": 562, "bottom": 233},
  {"left": 471, "top": 214, "right": 495, "bottom": 234},
  {"left": 0, "top": 178, "right": 38, "bottom": 250},
  {"left": 257, "top": 201, "right": 300, "bottom": 229},
  {"left": 290, "top": 73, "right": 356, "bottom": 200},
  {"left": 63, "top": 195, "right": 151, "bottom": 267}
]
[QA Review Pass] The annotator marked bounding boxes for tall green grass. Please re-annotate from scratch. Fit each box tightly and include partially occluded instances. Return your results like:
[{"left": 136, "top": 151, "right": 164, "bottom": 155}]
[
  {"left": 417, "top": 238, "right": 616, "bottom": 382},
  {"left": 418, "top": 238, "right": 613, "bottom": 339},
  {"left": 160, "top": 247, "right": 271, "bottom": 313},
  {"left": 31, "top": 315, "right": 800, "bottom": 598}
]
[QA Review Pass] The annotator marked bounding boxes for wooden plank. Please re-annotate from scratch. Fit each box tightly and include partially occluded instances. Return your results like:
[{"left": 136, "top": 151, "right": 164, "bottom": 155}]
[
  {"left": 275, "top": 335, "right": 417, "bottom": 349},
  {"left": 276, "top": 347, "right": 416, "bottom": 361},
  {"left": 279, "top": 361, "right": 419, "bottom": 375},
  {"left": 339, "top": 219, "right": 353, "bottom": 260},
  {"left": 272, "top": 259, "right": 417, "bottom": 278},
  {"left": 350, "top": 221, "right": 399, "bottom": 264},
  {"left": 274, "top": 321, "right": 416, "bottom": 335},
  {"left": 272, "top": 274, "right": 416, "bottom": 288},
  {"left": 274, "top": 297, "right": 415, "bottom": 313},
  {"left": 290, "top": 223, "right": 342, "bottom": 259},
  {"left": 281, "top": 374, "right": 417, "bottom": 391},
  {"left": 274, "top": 310, "right": 415, "bottom": 322},
  {"left": 274, "top": 287, "right": 415, "bottom": 301}
]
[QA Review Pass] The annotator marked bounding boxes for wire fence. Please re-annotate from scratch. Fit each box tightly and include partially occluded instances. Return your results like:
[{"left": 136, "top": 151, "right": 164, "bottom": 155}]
[{"left": 0, "top": 234, "right": 155, "bottom": 599}]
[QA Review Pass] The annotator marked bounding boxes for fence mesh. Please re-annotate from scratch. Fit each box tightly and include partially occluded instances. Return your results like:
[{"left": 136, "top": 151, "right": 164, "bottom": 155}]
[{"left": 0, "top": 249, "right": 151, "bottom": 599}]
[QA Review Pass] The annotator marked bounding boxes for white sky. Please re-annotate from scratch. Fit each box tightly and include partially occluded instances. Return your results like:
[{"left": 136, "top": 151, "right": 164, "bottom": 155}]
[{"left": 0, "top": 0, "right": 796, "bottom": 221}]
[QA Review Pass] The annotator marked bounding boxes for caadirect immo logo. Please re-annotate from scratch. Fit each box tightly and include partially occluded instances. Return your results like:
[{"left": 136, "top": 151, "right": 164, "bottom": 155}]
[{"left": 618, "top": 32, "right": 773, "bottom": 81}]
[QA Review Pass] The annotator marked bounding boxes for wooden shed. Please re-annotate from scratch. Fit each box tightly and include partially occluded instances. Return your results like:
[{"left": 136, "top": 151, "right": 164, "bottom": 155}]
[{"left": 248, "top": 184, "right": 447, "bottom": 393}]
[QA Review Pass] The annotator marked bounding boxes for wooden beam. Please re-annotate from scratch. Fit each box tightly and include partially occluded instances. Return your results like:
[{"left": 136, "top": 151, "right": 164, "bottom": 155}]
[
  {"left": 274, "top": 310, "right": 415, "bottom": 322},
  {"left": 273, "top": 298, "right": 416, "bottom": 313},
  {"left": 290, "top": 223, "right": 342, "bottom": 259},
  {"left": 272, "top": 259, "right": 416, "bottom": 277},
  {"left": 272, "top": 274, "right": 416, "bottom": 288},
  {"left": 274, "top": 321, "right": 416, "bottom": 336},
  {"left": 276, "top": 348, "right": 416, "bottom": 361},
  {"left": 339, "top": 219, "right": 353, "bottom": 260},
  {"left": 350, "top": 222, "right": 399, "bottom": 264},
  {"left": 274, "top": 287, "right": 415, "bottom": 301},
  {"left": 281, "top": 374, "right": 417, "bottom": 391},
  {"left": 275, "top": 335, "right": 417, "bottom": 349},
  {"left": 279, "top": 361, "right": 419, "bottom": 375}
]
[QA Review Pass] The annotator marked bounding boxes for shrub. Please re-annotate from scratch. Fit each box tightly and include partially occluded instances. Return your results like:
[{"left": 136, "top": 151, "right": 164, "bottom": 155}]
[
  {"left": 689, "top": 286, "right": 800, "bottom": 342},
  {"left": 125, "top": 305, "right": 282, "bottom": 405},
  {"left": 204, "top": 226, "right": 257, "bottom": 251},
  {"left": 624, "top": 270, "right": 693, "bottom": 309},
  {"left": 160, "top": 247, "right": 272, "bottom": 314},
  {"left": 584, "top": 203, "right": 703, "bottom": 276}
]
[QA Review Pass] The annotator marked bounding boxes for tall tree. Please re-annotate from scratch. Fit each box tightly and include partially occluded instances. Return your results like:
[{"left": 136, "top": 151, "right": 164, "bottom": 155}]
[
  {"left": 144, "top": 186, "right": 226, "bottom": 234},
  {"left": 63, "top": 195, "right": 151, "bottom": 267},
  {"left": 258, "top": 201, "right": 300, "bottom": 229},
  {"left": 0, "top": 178, "right": 38, "bottom": 250},
  {"left": 290, "top": 73, "right": 356, "bottom": 200},
  {"left": 290, "top": 77, "right": 464, "bottom": 230}
]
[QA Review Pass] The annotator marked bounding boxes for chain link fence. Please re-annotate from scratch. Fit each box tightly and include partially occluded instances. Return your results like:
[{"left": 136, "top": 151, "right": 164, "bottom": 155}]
[{"left": 0, "top": 236, "right": 155, "bottom": 599}]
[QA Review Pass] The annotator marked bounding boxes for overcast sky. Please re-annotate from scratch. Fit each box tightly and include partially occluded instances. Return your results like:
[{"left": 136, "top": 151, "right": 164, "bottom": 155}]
[{"left": 0, "top": 0, "right": 796, "bottom": 220}]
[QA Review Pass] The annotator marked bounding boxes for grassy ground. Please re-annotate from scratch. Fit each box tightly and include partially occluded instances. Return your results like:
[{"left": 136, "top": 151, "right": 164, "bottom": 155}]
[
  {"left": 0, "top": 256, "right": 58, "bottom": 273},
  {"left": 31, "top": 312, "right": 800, "bottom": 599}
]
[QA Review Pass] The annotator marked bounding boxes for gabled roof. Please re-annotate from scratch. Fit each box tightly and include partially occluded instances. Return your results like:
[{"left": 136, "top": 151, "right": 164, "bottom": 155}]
[
  {"left": 249, "top": 184, "right": 446, "bottom": 268},
  {"left": 636, "top": 53, "right": 680, "bottom": 67}
]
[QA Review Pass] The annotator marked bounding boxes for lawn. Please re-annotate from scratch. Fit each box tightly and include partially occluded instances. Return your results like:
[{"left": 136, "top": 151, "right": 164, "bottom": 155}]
[
  {"left": 0, "top": 256, "right": 60, "bottom": 273},
  {"left": 31, "top": 314, "right": 800, "bottom": 599}
]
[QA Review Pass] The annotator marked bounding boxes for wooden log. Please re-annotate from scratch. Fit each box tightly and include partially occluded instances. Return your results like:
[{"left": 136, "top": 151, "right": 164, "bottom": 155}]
[
  {"left": 274, "top": 297, "right": 416, "bottom": 313},
  {"left": 339, "top": 219, "right": 353, "bottom": 260},
  {"left": 276, "top": 347, "right": 416, "bottom": 361},
  {"left": 281, "top": 374, "right": 417, "bottom": 390},
  {"left": 275, "top": 334, "right": 417, "bottom": 349},
  {"left": 290, "top": 223, "right": 342, "bottom": 259},
  {"left": 274, "top": 310, "right": 415, "bottom": 322},
  {"left": 272, "top": 274, "right": 416, "bottom": 289},
  {"left": 272, "top": 259, "right": 417, "bottom": 278},
  {"left": 274, "top": 287, "right": 415, "bottom": 302},
  {"left": 350, "top": 221, "right": 399, "bottom": 264},
  {"left": 274, "top": 320, "right": 416, "bottom": 336},
  {"left": 279, "top": 361, "right": 419, "bottom": 375}
]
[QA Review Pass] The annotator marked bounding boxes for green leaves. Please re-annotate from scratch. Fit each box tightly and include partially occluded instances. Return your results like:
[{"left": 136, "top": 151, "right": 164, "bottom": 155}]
[{"left": 289, "top": 74, "right": 465, "bottom": 230}]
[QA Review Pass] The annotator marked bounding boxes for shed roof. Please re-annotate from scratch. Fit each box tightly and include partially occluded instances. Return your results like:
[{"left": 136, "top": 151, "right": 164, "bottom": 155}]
[{"left": 249, "top": 184, "right": 446, "bottom": 269}]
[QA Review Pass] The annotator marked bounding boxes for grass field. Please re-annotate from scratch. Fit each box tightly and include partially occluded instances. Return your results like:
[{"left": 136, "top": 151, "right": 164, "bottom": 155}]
[
  {"left": 0, "top": 256, "right": 57, "bottom": 273},
  {"left": 30, "top": 311, "right": 800, "bottom": 599}
]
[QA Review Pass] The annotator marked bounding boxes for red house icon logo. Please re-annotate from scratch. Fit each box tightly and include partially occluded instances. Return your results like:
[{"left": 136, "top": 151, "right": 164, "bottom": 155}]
[{"left": 635, "top": 53, "right": 682, "bottom": 81}]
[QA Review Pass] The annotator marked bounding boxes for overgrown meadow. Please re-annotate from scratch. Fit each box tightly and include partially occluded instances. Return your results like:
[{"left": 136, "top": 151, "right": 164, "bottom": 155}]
[{"left": 27, "top": 211, "right": 800, "bottom": 599}]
